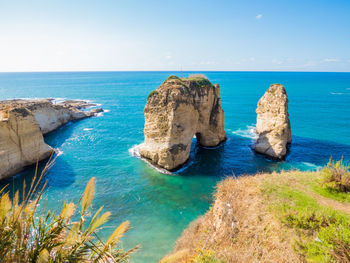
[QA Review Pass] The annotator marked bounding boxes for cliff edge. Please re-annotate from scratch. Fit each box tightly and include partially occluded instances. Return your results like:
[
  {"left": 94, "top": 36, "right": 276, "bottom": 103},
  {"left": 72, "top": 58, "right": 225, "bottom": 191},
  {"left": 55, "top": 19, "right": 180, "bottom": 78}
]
[
  {"left": 138, "top": 75, "right": 226, "bottom": 171},
  {"left": 161, "top": 170, "right": 350, "bottom": 263},
  {"left": 0, "top": 99, "right": 102, "bottom": 179}
]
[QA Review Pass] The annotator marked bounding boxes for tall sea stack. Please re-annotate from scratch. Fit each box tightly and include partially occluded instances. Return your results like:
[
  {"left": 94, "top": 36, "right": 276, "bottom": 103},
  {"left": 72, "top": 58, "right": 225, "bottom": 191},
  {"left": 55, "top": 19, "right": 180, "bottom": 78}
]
[
  {"left": 138, "top": 75, "right": 226, "bottom": 171},
  {"left": 254, "top": 84, "right": 291, "bottom": 159}
]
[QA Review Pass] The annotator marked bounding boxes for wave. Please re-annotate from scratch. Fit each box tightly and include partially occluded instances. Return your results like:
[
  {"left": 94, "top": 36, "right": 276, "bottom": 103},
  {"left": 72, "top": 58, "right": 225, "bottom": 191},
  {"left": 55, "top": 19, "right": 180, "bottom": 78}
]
[
  {"left": 55, "top": 148, "right": 64, "bottom": 156},
  {"left": 330, "top": 92, "right": 344, "bottom": 95},
  {"left": 94, "top": 109, "right": 110, "bottom": 118},
  {"left": 172, "top": 160, "right": 193, "bottom": 174},
  {"left": 129, "top": 144, "right": 175, "bottom": 175},
  {"left": 83, "top": 128, "right": 93, "bottom": 131},
  {"left": 128, "top": 144, "right": 141, "bottom": 158},
  {"left": 232, "top": 125, "right": 257, "bottom": 140},
  {"left": 13, "top": 97, "right": 100, "bottom": 106},
  {"left": 300, "top": 162, "right": 322, "bottom": 170}
]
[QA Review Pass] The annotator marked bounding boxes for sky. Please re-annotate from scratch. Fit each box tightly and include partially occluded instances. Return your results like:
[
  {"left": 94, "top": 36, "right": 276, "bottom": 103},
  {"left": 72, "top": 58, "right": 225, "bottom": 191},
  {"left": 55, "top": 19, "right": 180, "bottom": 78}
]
[{"left": 0, "top": 0, "right": 349, "bottom": 72}]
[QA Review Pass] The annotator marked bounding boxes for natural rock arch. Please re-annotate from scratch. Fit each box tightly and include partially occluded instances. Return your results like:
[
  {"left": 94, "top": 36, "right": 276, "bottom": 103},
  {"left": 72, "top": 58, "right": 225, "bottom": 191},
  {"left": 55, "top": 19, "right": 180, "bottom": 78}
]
[{"left": 138, "top": 75, "right": 226, "bottom": 171}]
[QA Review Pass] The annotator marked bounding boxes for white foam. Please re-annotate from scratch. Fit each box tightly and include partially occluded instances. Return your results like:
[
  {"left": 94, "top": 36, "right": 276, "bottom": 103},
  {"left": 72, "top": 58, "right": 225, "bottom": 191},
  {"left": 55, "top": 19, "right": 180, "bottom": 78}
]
[
  {"left": 104, "top": 109, "right": 110, "bottom": 113},
  {"left": 95, "top": 112, "right": 104, "bottom": 117},
  {"left": 129, "top": 144, "right": 141, "bottom": 158},
  {"left": 55, "top": 149, "right": 64, "bottom": 156},
  {"left": 232, "top": 125, "right": 257, "bottom": 140},
  {"left": 330, "top": 92, "right": 344, "bottom": 95},
  {"left": 172, "top": 160, "right": 193, "bottom": 174},
  {"left": 128, "top": 144, "right": 174, "bottom": 175},
  {"left": 51, "top": 98, "right": 67, "bottom": 104},
  {"left": 83, "top": 128, "right": 93, "bottom": 131},
  {"left": 301, "top": 162, "right": 322, "bottom": 170}
]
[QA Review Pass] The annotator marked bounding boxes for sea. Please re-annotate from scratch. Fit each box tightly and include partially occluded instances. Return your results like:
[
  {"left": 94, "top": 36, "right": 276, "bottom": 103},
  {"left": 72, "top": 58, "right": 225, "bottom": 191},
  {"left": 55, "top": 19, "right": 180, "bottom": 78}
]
[{"left": 0, "top": 71, "right": 349, "bottom": 262}]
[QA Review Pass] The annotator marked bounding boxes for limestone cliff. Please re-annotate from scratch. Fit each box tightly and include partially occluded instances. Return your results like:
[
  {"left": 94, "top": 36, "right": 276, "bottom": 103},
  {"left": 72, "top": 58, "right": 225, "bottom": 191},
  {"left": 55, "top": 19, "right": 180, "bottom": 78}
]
[
  {"left": 0, "top": 99, "right": 103, "bottom": 179},
  {"left": 138, "top": 75, "right": 226, "bottom": 171},
  {"left": 254, "top": 84, "right": 291, "bottom": 159}
]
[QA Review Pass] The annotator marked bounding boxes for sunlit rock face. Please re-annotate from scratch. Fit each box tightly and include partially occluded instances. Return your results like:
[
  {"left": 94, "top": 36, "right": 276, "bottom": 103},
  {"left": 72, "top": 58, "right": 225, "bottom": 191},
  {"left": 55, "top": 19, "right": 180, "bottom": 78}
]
[
  {"left": 138, "top": 75, "right": 226, "bottom": 171},
  {"left": 254, "top": 84, "right": 292, "bottom": 159},
  {"left": 0, "top": 99, "right": 103, "bottom": 179}
]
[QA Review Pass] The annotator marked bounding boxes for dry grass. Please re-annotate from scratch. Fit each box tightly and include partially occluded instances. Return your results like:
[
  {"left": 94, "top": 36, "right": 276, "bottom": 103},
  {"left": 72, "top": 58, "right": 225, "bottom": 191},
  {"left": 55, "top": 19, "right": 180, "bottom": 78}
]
[
  {"left": 161, "top": 173, "right": 302, "bottom": 263},
  {"left": 161, "top": 169, "right": 350, "bottom": 263}
]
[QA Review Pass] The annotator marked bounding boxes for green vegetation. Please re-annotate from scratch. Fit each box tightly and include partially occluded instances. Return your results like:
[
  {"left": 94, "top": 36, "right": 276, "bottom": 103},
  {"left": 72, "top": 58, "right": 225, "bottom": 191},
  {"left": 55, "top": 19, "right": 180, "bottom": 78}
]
[
  {"left": 162, "top": 74, "right": 212, "bottom": 92},
  {"left": 166, "top": 75, "right": 180, "bottom": 81},
  {"left": 321, "top": 158, "right": 350, "bottom": 192},
  {"left": 312, "top": 183, "right": 350, "bottom": 203},
  {"left": 147, "top": 90, "right": 158, "bottom": 99},
  {"left": 192, "top": 250, "right": 224, "bottom": 263},
  {"left": 0, "top": 159, "right": 138, "bottom": 262},
  {"left": 263, "top": 164, "right": 350, "bottom": 262},
  {"left": 182, "top": 74, "right": 211, "bottom": 88},
  {"left": 162, "top": 161, "right": 350, "bottom": 263},
  {"left": 187, "top": 74, "right": 208, "bottom": 80}
]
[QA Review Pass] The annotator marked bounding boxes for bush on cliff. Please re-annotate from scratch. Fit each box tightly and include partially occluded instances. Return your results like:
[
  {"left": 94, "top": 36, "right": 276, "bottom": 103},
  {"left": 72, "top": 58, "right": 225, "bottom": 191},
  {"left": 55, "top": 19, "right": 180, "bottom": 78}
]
[
  {"left": 0, "top": 160, "right": 138, "bottom": 262},
  {"left": 322, "top": 158, "right": 350, "bottom": 192},
  {"left": 161, "top": 160, "right": 350, "bottom": 263}
]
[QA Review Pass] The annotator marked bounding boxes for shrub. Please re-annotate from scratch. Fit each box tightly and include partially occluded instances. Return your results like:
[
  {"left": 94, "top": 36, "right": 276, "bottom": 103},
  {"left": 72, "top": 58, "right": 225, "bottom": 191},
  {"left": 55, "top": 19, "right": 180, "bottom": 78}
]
[
  {"left": 0, "top": 158, "right": 138, "bottom": 262},
  {"left": 322, "top": 158, "right": 350, "bottom": 192},
  {"left": 187, "top": 74, "right": 208, "bottom": 80},
  {"left": 192, "top": 249, "right": 224, "bottom": 263},
  {"left": 147, "top": 90, "right": 158, "bottom": 99},
  {"left": 299, "top": 224, "right": 350, "bottom": 262}
]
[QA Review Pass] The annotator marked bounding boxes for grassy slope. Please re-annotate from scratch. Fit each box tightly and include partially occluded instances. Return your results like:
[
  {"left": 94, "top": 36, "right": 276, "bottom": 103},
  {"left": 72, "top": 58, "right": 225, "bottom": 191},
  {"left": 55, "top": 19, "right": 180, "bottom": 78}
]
[{"left": 160, "top": 171, "right": 350, "bottom": 263}]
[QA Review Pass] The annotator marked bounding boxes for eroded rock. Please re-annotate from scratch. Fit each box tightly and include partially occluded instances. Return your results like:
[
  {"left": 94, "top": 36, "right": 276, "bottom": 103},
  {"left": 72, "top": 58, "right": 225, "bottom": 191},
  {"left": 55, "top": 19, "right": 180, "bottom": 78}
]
[
  {"left": 254, "top": 84, "right": 291, "bottom": 159},
  {"left": 0, "top": 99, "right": 103, "bottom": 179},
  {"left": 138, "top": 75, "right": 226, "bottom": 171}
]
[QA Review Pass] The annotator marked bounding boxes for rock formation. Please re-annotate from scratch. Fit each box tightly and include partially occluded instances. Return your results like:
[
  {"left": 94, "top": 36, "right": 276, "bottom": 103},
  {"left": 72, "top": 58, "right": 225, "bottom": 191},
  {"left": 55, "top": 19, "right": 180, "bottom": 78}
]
[
  {"left": 254, "top": 84, "right": 291, "bottom": 159},
  {"left": 138, "top": 75, "right": 226, "bottom": 171},
  {"left": 0, "top": 99, "right": 103, "bottom": 179}
]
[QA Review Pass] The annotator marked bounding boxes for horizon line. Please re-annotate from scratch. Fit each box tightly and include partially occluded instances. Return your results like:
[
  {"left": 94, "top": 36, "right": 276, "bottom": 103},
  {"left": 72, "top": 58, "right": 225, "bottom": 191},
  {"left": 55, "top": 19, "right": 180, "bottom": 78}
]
[{"left": 0, "top": 69, "right": 350, "bottom": 74}]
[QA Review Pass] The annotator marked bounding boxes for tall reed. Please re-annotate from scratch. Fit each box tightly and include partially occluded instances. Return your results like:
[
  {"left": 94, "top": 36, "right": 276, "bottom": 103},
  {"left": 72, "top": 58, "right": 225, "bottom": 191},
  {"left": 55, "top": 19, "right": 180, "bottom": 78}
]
[{"left": 0, "top": 155, "right": 138, "bottom": 262}]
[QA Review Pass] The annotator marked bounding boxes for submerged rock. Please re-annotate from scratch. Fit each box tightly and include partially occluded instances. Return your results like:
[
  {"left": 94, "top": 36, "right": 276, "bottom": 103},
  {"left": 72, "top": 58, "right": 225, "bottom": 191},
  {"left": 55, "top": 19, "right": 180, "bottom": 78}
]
[
  {"left": 138, "top": 75, "right": 226, "bottom": 171},
  {"left": 254, "top": 84, "right": 291, "bottom": 159},
  {"left": 0, "top": 99, "right": 103, "bottom": 179}
]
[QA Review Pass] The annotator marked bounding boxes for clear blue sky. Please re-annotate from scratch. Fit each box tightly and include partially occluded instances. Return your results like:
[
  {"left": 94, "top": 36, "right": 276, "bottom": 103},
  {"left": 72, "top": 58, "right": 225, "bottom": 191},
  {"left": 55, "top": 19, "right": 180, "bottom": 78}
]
[{"left": 0, "top": 0, "right": 349, "bottom": 72}]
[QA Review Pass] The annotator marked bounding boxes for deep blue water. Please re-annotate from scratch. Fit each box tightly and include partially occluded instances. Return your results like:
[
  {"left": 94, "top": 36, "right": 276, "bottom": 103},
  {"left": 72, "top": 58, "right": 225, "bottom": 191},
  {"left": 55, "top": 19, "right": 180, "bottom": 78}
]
[{"left": 0, "top": 71, "right": 349, "bottom": 262}]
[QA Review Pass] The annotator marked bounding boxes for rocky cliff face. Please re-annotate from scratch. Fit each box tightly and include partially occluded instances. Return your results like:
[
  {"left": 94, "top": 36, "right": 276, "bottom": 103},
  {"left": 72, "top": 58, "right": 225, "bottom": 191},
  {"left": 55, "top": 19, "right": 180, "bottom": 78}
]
[
  {"left": 138, "top": 75, "right": 226, "bottom": 171},
  {"left": 0, "top": 99, "right": 102, "bottom": 179},
  {"left": 254, "top": 84, "right": 291, "bottom": 159}
]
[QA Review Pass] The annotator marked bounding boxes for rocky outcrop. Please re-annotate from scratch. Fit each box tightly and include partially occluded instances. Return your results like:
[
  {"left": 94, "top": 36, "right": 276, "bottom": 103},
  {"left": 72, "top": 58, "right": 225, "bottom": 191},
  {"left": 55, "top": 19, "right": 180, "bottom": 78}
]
[
  {"left": 0, "top": 99, "right": 102, "bottom": 179},
  {"left": 160, "top": 171, "right": 315, "bottom": 263},
  {"left": 138, "top": 75, "right": 226, "bottom": 171},
  {"left": 254, "top": 84, "right": 291, "bottom": 159}
]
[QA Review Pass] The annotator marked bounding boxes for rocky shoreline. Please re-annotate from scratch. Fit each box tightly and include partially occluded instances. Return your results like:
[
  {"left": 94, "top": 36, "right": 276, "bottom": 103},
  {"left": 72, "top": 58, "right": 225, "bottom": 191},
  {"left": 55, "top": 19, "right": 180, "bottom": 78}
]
[{"left": 0, "top": 99, "right": 103, "bottom": 179}]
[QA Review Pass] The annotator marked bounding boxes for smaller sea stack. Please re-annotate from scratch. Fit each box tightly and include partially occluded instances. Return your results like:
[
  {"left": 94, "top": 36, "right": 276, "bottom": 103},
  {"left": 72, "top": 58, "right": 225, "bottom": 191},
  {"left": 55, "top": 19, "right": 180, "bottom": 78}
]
[
  {"left": 138, "top": 75, "right": 226, "bottom": 171},
  {"left": 254, "top": 84, "right": 291, "bottom": 159}
]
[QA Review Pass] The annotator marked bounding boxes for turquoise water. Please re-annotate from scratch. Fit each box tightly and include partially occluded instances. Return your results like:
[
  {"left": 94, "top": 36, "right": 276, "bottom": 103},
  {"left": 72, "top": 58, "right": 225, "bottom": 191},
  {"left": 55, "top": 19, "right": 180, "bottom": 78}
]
[{"left": 0, "top": 71, "right": 350, "bottom": 262}]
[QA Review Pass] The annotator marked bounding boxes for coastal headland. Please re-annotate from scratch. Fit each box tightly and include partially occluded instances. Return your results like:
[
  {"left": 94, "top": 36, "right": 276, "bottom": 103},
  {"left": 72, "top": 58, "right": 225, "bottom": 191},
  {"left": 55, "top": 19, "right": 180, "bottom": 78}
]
[{"left": 0, "top": 99, "right": 103, "bottom": 179}]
